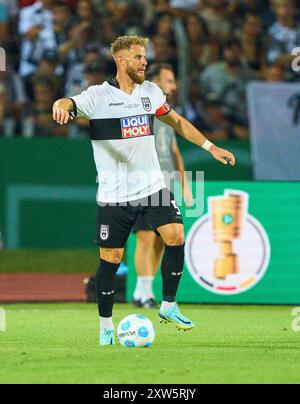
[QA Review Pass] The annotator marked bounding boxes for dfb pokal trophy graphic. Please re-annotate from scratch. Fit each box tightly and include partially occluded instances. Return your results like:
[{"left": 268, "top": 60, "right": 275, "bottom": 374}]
[{"left": 209, "top": 190, "right": 248, "bottom": 280}]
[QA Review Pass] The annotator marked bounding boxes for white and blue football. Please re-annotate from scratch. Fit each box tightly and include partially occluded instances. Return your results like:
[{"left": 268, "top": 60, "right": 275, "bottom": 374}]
[{"left": 117, "top": 314, "right": 155, "bottom": 348}]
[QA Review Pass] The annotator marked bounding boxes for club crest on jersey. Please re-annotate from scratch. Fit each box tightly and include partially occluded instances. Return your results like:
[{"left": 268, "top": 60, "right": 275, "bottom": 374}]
[
  {"left": 100, "top": 225, "right": 109, "bottom": 241},
  {"left": 141, "top": 97, "right": 152, "bottom": 112},
  {"left": 120, "top": 115, "right": 151, "bottom": 138}
]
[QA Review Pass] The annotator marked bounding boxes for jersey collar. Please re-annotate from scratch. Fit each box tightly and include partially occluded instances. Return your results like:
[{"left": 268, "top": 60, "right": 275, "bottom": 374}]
[
  {"left": 106, "top": 78, "right": 140, "bottom": 97},
  {"left": 107, "top": 78, "right": 120, "bottom": 89}
]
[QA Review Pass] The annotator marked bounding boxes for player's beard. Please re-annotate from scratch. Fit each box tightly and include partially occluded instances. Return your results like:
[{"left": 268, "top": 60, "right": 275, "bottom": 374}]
[{"left": 126, "top": 64, "right": 145, "bottom": 85}]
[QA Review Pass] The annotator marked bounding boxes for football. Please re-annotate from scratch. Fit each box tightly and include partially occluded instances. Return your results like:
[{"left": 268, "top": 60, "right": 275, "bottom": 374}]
[{"left": 117, "top": 314, "right": 155, "bottom": 348}]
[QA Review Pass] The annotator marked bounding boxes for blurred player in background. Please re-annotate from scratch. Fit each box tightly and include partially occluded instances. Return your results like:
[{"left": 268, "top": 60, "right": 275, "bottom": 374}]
[
  {"left": 53, "top": 36, "right": 235, "bottom": 346},
  {"left": 133, "top": 63, "right": 193, "bottom": 308}
]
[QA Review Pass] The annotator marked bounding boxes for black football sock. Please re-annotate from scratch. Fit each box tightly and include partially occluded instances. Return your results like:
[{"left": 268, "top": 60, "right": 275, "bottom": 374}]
[
  {"left": 96, "top": 259, "right": 120, "bottom": 318},
  {"left": 161, "top": 244, "right": 185, "bottom": 302}
]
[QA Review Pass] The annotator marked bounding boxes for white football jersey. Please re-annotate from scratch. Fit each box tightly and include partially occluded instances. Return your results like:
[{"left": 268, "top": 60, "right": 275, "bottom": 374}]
[{"left": 71, "top": 79, "right": 172, "bottom": 203}]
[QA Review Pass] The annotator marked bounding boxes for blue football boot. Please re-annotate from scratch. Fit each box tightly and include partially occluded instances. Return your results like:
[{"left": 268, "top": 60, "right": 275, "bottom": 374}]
[
  {"left": 159, "top": 304, "right": 195, "bottom": 331},
  {"left": 99, "top": 328, "right": 115, "bottom": 345}
]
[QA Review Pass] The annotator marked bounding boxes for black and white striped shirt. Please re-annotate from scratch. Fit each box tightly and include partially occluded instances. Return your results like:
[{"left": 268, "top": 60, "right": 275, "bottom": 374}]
[{"left": 71, "top": 79, "right": 172, "bottom": 203}]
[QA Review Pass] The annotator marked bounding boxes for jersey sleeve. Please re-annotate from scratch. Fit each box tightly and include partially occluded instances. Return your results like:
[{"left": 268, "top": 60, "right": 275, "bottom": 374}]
[
  {"left": 70, "top": 86, "right": 100, "bottom": 120},
  {"left": 152, "top": 84, "right": 172, "bottom": 117}
]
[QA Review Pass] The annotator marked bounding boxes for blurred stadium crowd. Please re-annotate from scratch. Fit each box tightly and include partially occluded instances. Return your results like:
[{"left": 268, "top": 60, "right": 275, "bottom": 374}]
[{"left": 0, "top": 0, "right": 299, "bottom": 139}]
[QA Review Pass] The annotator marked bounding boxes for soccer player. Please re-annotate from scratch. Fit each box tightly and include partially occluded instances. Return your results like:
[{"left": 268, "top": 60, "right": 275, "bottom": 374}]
[
  {"left": 53, "top": 36, "right": 235, "bottom": 346},
  {"left": 132, "top": 63, "right": 193, "bottom": 308}
]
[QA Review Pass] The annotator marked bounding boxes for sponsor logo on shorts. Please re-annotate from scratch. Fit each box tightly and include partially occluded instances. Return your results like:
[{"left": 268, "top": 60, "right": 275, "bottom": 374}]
[
  {"left": 120, "top": 115, "right": 151, "bottom": 139},
  {"left": 100, "top": 225, "right": 109, "bottom": 241}
]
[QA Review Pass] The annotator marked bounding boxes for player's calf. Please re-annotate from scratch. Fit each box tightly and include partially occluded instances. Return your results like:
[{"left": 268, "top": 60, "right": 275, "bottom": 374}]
[
  {"left": 96, "top": 259, "right": 120, "bottom": 345},
  {"left": 161, "top": 244, "right": 185, "bottom": 302},
  {"left": 157, "top": 239, "right": 195, "bottom": 330}
]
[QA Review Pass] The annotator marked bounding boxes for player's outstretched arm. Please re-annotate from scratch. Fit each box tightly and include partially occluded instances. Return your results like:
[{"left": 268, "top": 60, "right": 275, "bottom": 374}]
[
  {"left": 158, "top": 109, "right": 236, "bottom": 166},
  {"left": 53, "top": 98, "right": 74, "bottom": 125}
]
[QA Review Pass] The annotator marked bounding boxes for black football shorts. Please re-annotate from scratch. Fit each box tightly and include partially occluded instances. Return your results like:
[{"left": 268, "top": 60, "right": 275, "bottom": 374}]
[
  {"left": 95, "top": 188, "right": 183, "bottom": 248},
  {"left": 132, "top": 212, "right": 149, "bottom": 234}
]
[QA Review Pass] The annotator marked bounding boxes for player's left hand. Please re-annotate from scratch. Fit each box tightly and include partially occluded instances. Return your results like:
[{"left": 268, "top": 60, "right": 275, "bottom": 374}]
[{"left": 209, "top": 145, "right": 236, "bottom": 166}]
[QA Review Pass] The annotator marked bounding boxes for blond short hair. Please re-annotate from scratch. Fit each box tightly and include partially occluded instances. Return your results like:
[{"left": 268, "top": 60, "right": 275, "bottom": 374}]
[
  {"left": 111, "top": 36, "right": 149, "bottom": 56},
  {"left": 272, "top": 0, "right": 294, "bottom": 6}
]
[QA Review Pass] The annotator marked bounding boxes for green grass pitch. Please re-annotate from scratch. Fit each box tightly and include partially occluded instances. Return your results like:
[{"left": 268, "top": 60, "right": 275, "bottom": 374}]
[{"left": 0, "top": 303, "right": 300, "bottom": 384}]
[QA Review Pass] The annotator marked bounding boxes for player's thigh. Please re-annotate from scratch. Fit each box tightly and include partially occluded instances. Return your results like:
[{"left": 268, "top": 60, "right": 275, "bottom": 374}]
[
  {"left": 154, "top": 232, "right": 165, "bottom": 254},
  {"left": 142, "top": 188, "right": 184, "bottom": 245},
  {"left": 133, "top": 213, "right": 158, "bottom": 249},
  {"left": 136, "top": 230, "right": 157, "bottom": 247},
  {"left": 157, "top": 223, "right": 185, "bottom": 246}
]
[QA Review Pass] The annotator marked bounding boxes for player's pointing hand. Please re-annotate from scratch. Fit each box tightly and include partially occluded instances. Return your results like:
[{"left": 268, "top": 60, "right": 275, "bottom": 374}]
[
  {"left": 209, "top": 145, "right": 236, "bottom": 166},
  {"left": 53, "top": 99, "right": 74, "bottom": 125},
  {"left": 53, "top": 108, "right": 73, "bottom": 125}
]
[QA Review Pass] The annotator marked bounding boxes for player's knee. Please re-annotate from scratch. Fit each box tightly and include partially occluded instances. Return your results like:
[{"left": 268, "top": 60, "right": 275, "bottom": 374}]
[
  {"left": 164, "top": 231, "right": 185, "bottom": 246},
  {"left": 100, "top": 248, "right": 123, "bottom": 264}
]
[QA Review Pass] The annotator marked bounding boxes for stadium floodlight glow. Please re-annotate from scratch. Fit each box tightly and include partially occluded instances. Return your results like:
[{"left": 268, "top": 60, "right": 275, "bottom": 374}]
[
  {"left": 0, "top": 47, "right": 6, "bottom": 72},
  {"left": 0, "top": 308, "right": 6, "bottom": 332}
]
